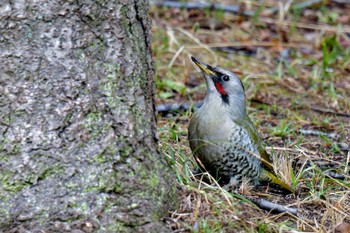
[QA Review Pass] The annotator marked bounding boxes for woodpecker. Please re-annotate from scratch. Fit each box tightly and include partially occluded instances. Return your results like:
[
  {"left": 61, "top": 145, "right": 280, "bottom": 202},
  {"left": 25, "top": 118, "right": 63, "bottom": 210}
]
[{"left": 188, "top": 56, "right": 294, "bottom": 193}]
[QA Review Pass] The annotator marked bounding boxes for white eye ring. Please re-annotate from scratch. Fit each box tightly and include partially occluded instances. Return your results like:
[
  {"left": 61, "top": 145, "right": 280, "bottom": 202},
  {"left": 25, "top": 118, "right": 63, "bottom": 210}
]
[{"left": 222, "top": 75, "right": 230, "bottom": 81}]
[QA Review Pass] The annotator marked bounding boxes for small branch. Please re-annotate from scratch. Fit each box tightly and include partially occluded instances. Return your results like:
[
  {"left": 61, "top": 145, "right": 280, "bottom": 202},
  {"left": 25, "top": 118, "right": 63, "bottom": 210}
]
[
  {"left": 310, "top": 106, "right": 350, "bottom": 118},
  {"left": 156, "top": 101, "right": 203, "bottom": 115},
  {"left": 249, "top": 197, "right": 298, "bottom": 215},
  {"left": 325, "top": 171, "right": 347, "bottom": 180},
  {"left": 295, "top": 160, "right": 339, "bottom": 169},
  {"left": 298, "top": 129, "right": 339, "bottom": 139},
  {"left": 213, "top": 46, "right": 257, "bottom": 56},
  {"left": 150, "top": 1, "right": 254, "bottom": 16},
  {"left": 232, "top": 193, "right": 298, "bottom": 215}
]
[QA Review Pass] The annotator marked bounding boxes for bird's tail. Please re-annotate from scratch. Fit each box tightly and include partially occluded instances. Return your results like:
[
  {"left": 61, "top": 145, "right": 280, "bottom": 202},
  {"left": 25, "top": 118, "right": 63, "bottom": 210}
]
[{"left": 260, "top": 169, "right": 295, "bottom": 194}]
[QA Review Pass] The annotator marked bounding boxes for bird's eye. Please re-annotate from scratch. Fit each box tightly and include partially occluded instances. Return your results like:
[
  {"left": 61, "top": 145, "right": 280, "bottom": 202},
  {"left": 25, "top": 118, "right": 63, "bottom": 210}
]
[{"left": 222, "top": 75, "right": 230, "bottom": 81}]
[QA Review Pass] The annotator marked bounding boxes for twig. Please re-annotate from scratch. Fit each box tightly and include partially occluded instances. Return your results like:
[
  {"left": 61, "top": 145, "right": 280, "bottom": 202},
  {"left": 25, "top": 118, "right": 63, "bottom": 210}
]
[
  {"left": 294, "top": 160, "right": 339, "bottom": 169},
  {"left": 231, "top": 192, "right": 298, "bottom": 215},
  {"left": 325, "top": 171, "right": 347, "bottom": 180},
  {"left": 168, "top": 45, "right": 184, "bottom": 68},
  {"left": 298, "top": 129, "right": 339, "bottom": 139},
  {"left": 213, "top": 46, "right": 257, "bottom": 56},
  {"left": 150, "top": 1, "right": 254, "bottom": 16},
  {"left": 249, "top": 197, "right": 298, "bottom": 215},
  {"left": 156, "top": 101, "right": 203, "bottom": 115},
  {"left": 310, "top": 106, "right": 350, "bottom": 118}
]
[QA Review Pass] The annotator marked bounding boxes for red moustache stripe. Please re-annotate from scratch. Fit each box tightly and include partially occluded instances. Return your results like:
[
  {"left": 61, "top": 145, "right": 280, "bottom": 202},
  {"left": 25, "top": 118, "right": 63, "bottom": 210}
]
[{"left": 214, "top": 82, "right": 228, "bottom": 96}]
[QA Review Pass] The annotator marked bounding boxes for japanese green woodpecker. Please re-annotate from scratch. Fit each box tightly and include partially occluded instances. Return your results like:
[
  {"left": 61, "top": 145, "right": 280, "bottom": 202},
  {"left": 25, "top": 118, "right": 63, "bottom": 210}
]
[{"left": 188, "top": 56, "right": 294, "bottom": 193}]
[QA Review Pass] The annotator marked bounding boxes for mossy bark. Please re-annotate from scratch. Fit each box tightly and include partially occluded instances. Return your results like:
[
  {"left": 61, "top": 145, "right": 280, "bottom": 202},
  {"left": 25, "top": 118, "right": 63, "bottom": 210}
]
[{"left": 0, "top": 0, "right": 176, "bottom": 232}]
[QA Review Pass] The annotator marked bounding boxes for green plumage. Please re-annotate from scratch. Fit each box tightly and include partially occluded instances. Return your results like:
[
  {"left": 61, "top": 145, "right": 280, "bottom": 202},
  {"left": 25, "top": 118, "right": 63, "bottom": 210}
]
[{"left": 188, "top": 57, "right": 294, "bottom": 193}]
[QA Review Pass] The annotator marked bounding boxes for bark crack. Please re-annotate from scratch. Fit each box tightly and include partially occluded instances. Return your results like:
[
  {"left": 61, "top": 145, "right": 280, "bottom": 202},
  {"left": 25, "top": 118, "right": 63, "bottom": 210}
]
[{"left": 134, "top": 0, "right": 150, "bottom": 51}]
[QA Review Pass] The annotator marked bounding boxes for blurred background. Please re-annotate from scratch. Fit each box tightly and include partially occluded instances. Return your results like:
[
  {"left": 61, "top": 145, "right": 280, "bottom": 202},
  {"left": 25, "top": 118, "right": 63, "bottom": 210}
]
[{"left": 150, "top": 1, "right": 350, "bottom": 232}]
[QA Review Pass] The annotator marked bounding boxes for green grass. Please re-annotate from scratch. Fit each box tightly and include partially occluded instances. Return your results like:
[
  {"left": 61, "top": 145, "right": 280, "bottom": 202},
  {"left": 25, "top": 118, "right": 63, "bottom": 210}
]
[{"left": 151, "top": 2, "right": 350, "bottom": 232}]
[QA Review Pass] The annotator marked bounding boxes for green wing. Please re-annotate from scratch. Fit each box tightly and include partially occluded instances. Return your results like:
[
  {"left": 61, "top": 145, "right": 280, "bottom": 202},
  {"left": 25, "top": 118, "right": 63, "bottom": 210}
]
[
  {"left": 235, "top": 115, "right": 295, "bottom": 193},
  {"left": 241, "top": 116, "right": 295, "bottom": 193},
  {"left": 239, "top": 115, "right": 274, "bottom": 173}
]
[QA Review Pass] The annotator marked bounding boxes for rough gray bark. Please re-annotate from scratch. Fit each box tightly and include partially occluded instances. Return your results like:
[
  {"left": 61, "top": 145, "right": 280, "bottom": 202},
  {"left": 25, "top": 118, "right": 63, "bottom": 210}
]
[{"left": 0, "top": 0, "right": 176, "bottom": 232}]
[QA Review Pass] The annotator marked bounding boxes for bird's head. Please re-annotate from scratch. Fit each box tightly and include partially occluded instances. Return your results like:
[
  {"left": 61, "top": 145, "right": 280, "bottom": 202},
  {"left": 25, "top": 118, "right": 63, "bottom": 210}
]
[{"left": 191, "top": 56, "right": 246, "bottom": 118}]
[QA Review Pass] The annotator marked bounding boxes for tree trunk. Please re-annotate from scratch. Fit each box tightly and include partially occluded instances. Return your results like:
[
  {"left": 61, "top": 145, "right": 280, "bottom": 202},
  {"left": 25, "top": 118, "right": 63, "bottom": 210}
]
[{"left": 0, "top": 0, "right": 176, "bottom": 232}]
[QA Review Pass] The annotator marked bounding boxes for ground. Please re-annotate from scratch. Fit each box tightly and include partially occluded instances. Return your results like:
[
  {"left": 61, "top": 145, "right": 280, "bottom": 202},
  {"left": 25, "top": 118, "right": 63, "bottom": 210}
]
[{"left": 151, "top": 1, "right": 350, "bottom": 232}]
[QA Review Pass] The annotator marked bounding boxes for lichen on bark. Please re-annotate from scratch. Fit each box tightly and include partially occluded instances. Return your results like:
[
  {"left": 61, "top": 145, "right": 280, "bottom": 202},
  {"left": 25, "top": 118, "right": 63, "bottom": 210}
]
[{"left": 0, "top": 0, "right": 176, "bottom": 232}]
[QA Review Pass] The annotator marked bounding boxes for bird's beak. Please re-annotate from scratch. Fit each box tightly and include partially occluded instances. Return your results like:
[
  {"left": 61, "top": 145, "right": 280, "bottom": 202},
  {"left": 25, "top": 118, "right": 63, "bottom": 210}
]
[{"left": 191, "top": 56, "right": 215, "bottom": 75}]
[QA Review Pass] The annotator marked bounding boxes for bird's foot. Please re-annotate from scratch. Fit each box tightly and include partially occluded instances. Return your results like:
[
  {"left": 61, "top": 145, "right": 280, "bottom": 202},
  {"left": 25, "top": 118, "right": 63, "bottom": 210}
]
[{"left": 222, "top": 176, "right": 239, "bottom": 192}]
